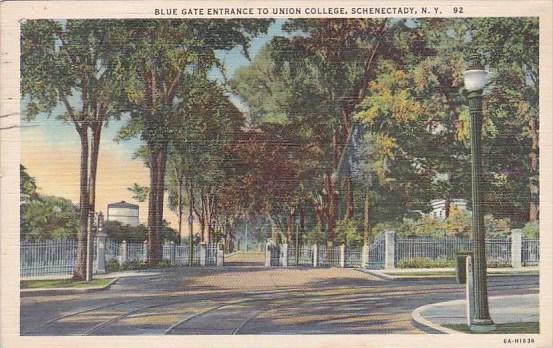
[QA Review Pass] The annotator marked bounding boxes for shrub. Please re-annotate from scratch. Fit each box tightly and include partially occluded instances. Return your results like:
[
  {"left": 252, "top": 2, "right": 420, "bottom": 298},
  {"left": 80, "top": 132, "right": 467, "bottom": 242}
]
[
  {"left": 397, "top": 257, "right": 455, "bottom": 268},
  {"left": 521, "top": 220, "right": 539, "bottom": 239},
  {"left": 335, "top": 219, "right": 363, "bottom": 247},
  {"left": 106, "top": 259, "right": 120, "bottom": 272}
]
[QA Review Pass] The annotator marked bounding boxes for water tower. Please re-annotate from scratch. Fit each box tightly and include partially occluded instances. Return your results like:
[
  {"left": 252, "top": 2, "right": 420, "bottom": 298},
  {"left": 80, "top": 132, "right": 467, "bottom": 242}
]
[{"left": 107, "top": 200, "right": 139, "bottom": 226}]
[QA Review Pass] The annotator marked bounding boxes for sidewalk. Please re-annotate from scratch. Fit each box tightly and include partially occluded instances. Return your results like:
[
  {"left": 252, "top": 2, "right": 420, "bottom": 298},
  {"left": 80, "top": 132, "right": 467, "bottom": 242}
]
[
  {"left": 361, "top": 266, "right": 538, "bottom": 280},
  {"left": 412, "top": 293, "right": 539, "bottom": 334}
]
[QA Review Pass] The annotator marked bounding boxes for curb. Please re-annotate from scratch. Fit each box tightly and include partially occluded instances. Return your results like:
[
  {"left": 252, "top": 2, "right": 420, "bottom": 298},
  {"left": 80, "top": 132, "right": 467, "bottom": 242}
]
[
  {"left": 20, "top": 277, "right": 119, "bottom": 297},
  {"left": 411, "top": 293, "right": 538, "bottom": 334},
  {"left": 411, "top": 299, "right": 466, "bottom": 334},
  {"left": 358, "top": 269, "right": 453, "bottom": 280},
  {"left": 358, "top": 268, "right": 538, "bottom": 281}
]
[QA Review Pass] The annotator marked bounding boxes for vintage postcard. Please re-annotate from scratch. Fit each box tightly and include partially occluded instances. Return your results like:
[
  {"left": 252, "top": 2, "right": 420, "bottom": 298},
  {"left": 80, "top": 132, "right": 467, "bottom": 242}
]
[{"left": 1, "top": 1, "right": 552, "bottom": 347}]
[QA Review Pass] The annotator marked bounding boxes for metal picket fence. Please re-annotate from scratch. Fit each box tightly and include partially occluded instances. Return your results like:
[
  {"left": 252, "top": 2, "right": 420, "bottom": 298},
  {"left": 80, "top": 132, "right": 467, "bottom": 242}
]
[
  {"left": 287, "top": 245, "right": 314, "bottom": 266},
  {"left": 317, "top": 245, "right": 341, "bottom": 267},
  {"left": 522, "top": 239, "right": 539, "bottom": 266},
  {"left": 394, "top": 237, "right": 512, "bottom": 267},
  {"left": 345, "top": 247, "right": 362, "bottom": 267},
  {"left": 105, "top": 239, "right": 121, "bottom": 261},
  {"left": 485, "top": 238, "right": 512, "bottom": 266},
  {"left": 367, "top": 236, "right": 385, "bottom": 269},
  {"left": 174, "top": 245, "right": 201, "bottom": 265},
  {"left": 206, "top": 244, "right": 218, "bottom": 266},
  {"left": 127, "top": 241, "right": 146, "bottom": 262},
  {"left": 21, "top": 239, "right": 77, "bottom": 277}
]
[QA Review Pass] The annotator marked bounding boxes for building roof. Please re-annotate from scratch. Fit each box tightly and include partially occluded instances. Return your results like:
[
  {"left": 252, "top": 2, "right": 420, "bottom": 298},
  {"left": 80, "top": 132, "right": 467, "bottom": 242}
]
[{"left": 107, "top": 200, "right": 139, "bottom": 209}]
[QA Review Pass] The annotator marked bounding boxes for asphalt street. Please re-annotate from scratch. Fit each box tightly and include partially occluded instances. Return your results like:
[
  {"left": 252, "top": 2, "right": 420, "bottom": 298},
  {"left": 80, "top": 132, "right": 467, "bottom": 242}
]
[{"left": 20, "top": 253, "right": 539, "bottom": 335}]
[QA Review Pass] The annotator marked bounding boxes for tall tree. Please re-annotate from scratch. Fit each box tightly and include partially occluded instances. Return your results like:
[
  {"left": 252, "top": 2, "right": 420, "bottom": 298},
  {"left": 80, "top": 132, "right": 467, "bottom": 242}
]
[
  {"left": 115, "top": 19, "right": 271, "bottom": 263},
  {"left": 21, "top": 20, "right": 122, "bottom": 279},
  {"left": 470, "top": 18, "right": 539, "bottom": 222}
]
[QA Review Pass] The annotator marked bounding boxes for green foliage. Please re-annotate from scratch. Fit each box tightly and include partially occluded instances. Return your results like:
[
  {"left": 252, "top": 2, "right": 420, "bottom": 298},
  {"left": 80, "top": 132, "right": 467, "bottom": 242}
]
[
  {"left": 127, "top": 183, "right": 149, "bottom": 203},
  {"left": 103, "top": 221, "right": 147, "bottom": 242},
  {"left": 20, "top": 165, "right": 37, "bottom": 202},
  {"left": 303, "top": 228, "right": 326, "bottom": 246},
  {"left": 522, "top": 221, "right": 539, "bottom": 239},
  {"left": 371, "top": 208, "right": 512, "bottom": 239},
  {"left": 21, "top": 195, "right": 80, "bottom": 241},
  {"left": 335, "top": 219, "right": 363, "bottom": 247},
  {"left": 107, "top": 259, "right": 172, "bottom": 272},
  {"left": 397, "top": 257, "right": 455, "bottom": 269}
]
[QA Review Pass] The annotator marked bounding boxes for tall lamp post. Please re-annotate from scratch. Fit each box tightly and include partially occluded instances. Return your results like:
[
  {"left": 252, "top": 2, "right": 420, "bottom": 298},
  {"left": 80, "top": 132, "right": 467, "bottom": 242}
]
[{"left": 464, "top": 53, "right": 495, "bottom": 332}]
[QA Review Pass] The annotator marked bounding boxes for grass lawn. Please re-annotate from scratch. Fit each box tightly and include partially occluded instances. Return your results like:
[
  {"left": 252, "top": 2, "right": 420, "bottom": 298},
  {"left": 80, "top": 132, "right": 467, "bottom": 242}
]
[
  {"left": 21, "top": 278, "right": 114, "bottom": 289},
  {"left": 387, "top": 271, "right": 456, "bottom": 277},
  {"left": 443, "top": 322, "right": 539, "bottom": 334},
  {"left": 385, "top": 270, "right": 538, "bottom": 278}
]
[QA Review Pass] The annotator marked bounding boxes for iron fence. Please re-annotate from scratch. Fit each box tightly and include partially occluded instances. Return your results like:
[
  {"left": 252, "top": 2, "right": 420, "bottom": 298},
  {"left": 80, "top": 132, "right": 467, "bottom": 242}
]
[
  {"left": 127, "top": 242, "right": 146, "bottom": 262},
  {"left": 395, "top": 237, "right": 512, "bottom": 267},
  {"left": 268, "top": 244, "right": 280, "bottom": 266},
  {"left": 206, "top": 244, "right": 218, "bottom": 266},
  {"left": 287, "top": 245, "right": 314, "bottom": 266},
  {"left": 105, "top": 239, "right": 120, "bottom": 261},
  {"left": 21, "top": 239, "right": 77, "bottom": 277},
  {"left": 317, "top": 245, "right": 341, "bottom": 267},
  {"left": 367, "top": 236, "right": 385, "bottom": 269},
  {"left": 175, "top": 245, "right": 201, "bottom": 266},
  {"left": 345, "top": 247, "right": 362, "bottom": 267},
  {"left": 522, "top": 239, "right": 539, "bottom": 266}
]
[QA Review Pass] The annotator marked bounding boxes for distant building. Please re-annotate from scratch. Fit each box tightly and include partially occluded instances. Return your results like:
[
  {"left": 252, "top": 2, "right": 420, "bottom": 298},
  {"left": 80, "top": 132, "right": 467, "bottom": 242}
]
[
  {"left": 107, "top": 200, "right": 139, "bottom": 226},
  {"left": 429, "top": 199, "right": 468, "bottom": 220}
]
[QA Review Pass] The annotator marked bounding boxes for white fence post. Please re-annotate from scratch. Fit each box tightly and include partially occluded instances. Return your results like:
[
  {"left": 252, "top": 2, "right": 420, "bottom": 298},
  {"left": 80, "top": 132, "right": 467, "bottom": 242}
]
[
  {"left": 170, "top": 241, "right": 176, "bottom": 265},
  {"left": 200, "top": 242, "right": 207, "bottom": 266},
  {"left": 119, "top": 240, "right": 128, "bottom": 266},
  {"left": 385, "top": 230, "right": 396, "bottom": 270},
  {"left": 217, "top": 242, "right": 224, "bottom": 266},
  {"left": 340, "top": 244, "right": 346, "bottom": 268},
  {"left": 281, "top": 244, "right": 288, "bottom": 267},
  {"left": 361, "top": 245, "right": 369, "bottom": 268},
  {"left": 511, "top": 229, "right": 522, "bottom": 268},
  {"left": 265, "top": 242, "right": 272, "bottom": 267},
  {"left": 95, "top": 232, "right": 107, "bottom": 274},
  {"left": 143, "top": 240, "right": 148, "bottom": 263},
  {"left": 466, "top": 255, "right": 475, "bottom": 326},
  {"left": 313, "top": 244, "right": 318, "bottom": 267}
]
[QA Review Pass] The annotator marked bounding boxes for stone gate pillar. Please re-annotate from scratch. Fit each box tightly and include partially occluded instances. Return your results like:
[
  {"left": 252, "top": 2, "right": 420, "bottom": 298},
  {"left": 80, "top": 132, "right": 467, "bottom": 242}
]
[
  {"left": 119, "top": 240, "right": 128, "bottom": 266},
  {"left": 95, "top": 231, "right": 107, "bottom": 274},
  {"left": 361, "top": 245, "right": 369, "bottom": 268},
  {"left": 511, "top": 229, "right": 522, "bottom": 268},
  {"left": 199, "top": 242, "right": 207, "bottom": 266},
  {"left": 281, "top": 244, "right": 288, "bottom": 267},
  {"left": 385, "top": 230, "right": 396, "bottom": 270},
  {"left": 313, "top": 244, "right": 318, "bottom": 267},
  {"left": 339, "top": 244, "right": 346, "bottom": 268},
  {"left": 217, "top": 242, "right": 224, "bottom": 266}
]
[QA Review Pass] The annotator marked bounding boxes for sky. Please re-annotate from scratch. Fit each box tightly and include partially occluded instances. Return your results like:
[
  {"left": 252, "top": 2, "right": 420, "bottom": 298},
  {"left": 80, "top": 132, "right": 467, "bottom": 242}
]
[{"left": 21, "top": 19, "right": 286, "bottom": 234}]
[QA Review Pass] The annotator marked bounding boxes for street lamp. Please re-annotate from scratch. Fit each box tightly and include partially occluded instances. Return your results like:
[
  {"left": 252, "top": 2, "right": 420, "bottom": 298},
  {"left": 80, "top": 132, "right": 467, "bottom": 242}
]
[
  {"left": 464, "top": 53, "right": 495, "bottom": 332},
  {"left": 188, "top": 213, "right": 194, "bottom": 266}
]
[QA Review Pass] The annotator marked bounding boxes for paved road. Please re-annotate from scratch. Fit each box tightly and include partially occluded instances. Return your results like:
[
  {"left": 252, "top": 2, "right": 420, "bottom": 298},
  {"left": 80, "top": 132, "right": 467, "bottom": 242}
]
[{"left": 21, "top": 261, "right": 538, "bottom": 335}]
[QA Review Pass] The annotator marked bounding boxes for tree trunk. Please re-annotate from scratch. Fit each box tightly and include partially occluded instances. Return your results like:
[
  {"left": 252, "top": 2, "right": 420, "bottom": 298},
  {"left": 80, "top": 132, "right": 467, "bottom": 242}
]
[
  {"left": 529, "top": 118, "right": 539, "bottom": 222},
  {"left": 323, "top": 173, "right": 338, "bottom": 244},
  {"left": 88, "top": 124, "right": 102, "bottom": 213},
  {"left": 363, "top": 188, "right": 369, "bottom": 246},
  {"left": 74, "top": 130, "right": 90, "bottom": 280},
  {"left": 176, "top": 173, "right": 183, "bottom": 244},
  {"left": 147, "top": 145, "right": 167, "bottom": 264},
  {"left": 345, "top": 174, "right": 354, "bottom": 219},
  {"left": 299, "top": 205, "right": 305, "bottom": 243},
  {"left": 286, "top": 209, "right": 295, "bottom": 243}
]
